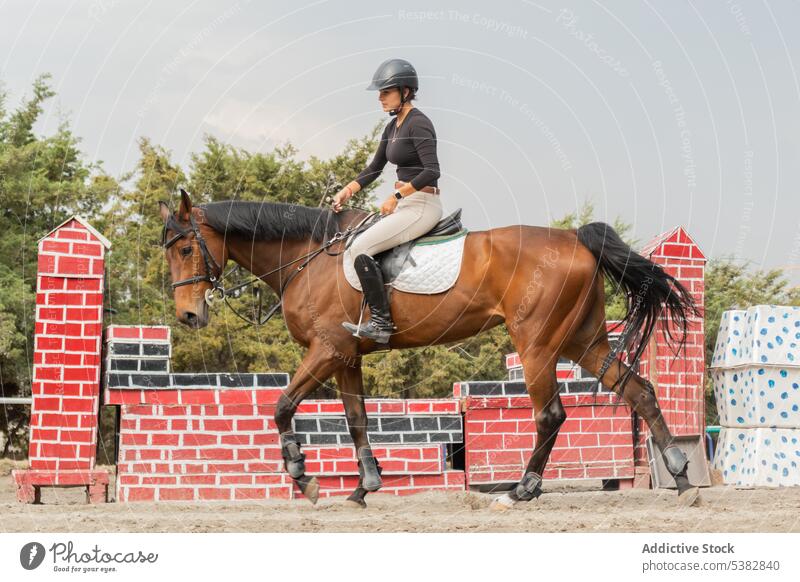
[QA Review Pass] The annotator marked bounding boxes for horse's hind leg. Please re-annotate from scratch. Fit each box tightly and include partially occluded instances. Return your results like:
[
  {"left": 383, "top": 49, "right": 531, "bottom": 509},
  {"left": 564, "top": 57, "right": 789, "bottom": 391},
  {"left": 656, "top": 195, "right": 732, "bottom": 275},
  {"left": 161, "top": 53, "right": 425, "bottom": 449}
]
[
  {"left": 563, "top": 317, "right": 701, "bottom": 507},
  {"left": 335, "top": 360, "right": 383, "bottom": 508}
]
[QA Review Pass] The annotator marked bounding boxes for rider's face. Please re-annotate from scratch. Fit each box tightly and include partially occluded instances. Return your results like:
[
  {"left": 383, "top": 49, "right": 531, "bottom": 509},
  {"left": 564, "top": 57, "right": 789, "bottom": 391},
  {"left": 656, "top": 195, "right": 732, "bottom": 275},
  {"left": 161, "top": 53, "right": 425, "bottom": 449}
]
[{"left": 379, "top": 87, "right": 407, "bottom": 111}]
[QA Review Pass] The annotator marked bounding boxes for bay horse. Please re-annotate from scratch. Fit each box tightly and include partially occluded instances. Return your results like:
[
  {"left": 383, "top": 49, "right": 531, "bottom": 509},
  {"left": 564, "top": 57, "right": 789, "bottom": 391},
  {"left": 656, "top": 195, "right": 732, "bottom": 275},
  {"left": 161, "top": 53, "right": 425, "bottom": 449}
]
[{"left": 159, "top": 189, "right": 702, "bottom": 509}]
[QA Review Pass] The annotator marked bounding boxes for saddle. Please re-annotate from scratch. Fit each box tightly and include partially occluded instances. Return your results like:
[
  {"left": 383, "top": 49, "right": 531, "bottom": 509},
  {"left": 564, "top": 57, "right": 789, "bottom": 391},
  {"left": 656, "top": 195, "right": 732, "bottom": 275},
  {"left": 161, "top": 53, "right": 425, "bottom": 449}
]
[
  {"left": 371, "top": 208, "right": 464, "bottom": 283},
  {"left": 343, "top": 208, "right": 468, "bottom": 294}
]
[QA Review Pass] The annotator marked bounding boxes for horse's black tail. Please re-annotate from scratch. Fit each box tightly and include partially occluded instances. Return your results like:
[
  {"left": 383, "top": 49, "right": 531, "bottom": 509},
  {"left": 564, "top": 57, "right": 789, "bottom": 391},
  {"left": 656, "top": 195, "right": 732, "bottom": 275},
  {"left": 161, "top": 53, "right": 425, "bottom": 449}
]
[{"left": 576, "top": 222, "right": 702, "bottom": 396}]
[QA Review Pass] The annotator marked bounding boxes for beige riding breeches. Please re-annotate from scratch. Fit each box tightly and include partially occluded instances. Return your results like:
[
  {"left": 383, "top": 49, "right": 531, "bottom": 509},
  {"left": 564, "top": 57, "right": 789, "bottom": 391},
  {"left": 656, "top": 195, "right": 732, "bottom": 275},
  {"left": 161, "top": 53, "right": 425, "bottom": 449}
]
[{"left": 347, "top": 191, "right": 444, "bottom": 265}]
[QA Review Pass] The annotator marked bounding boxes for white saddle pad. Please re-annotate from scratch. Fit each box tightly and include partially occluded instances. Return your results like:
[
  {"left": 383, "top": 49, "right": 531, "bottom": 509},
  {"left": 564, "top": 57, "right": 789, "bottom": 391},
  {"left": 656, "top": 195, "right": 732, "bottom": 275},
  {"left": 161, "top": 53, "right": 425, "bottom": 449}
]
[{"left": 343, "top": 231, "right": 468, "bottom": 294}]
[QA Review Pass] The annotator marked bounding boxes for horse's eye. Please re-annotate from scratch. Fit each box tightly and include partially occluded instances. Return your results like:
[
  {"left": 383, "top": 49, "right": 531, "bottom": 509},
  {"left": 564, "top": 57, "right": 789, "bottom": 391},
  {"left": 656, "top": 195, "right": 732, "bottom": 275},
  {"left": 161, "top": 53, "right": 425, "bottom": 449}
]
[{"left": 181, "top": 246, "right": 192, "bottom": 257}]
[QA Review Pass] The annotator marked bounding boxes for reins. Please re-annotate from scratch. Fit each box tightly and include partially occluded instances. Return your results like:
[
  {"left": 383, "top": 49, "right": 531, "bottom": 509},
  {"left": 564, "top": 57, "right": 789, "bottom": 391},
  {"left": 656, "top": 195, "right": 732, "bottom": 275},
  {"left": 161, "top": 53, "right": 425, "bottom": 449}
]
[{"left": 162, "top": 199, "right": 381, "bottom": 326}]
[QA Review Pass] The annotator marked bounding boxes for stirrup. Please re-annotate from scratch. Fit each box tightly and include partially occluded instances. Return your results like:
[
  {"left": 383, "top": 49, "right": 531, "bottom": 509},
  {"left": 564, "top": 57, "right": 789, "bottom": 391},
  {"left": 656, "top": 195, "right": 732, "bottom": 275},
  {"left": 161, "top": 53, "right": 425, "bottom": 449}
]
[
  {"left": 341, "top": 318, "right": 394, "bottom": 343},
  {"left": 341, "top": 296, "right": 395, "bottom": 342}
]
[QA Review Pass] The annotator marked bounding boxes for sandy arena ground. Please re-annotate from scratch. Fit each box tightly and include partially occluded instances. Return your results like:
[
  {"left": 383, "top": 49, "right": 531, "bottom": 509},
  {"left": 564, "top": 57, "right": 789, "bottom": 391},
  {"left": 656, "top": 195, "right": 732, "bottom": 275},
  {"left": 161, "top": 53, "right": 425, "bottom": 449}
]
[{"left": 1, "top": 461, "right": 798, "bottom": 533}]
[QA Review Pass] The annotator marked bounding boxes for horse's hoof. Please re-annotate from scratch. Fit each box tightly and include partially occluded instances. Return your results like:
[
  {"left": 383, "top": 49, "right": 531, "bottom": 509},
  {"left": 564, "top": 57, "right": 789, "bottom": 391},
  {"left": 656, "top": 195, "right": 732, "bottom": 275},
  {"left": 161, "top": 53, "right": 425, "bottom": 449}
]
[
  {"left": 345, "top": 498, "right": 367, "bottom": 509},
  {"left": 677, "top": 486, "right": 700, "bottom": 507},
  {"left": 489, "top": 493, "right": 517, "bottom": 512},
  {"left": 298, "top": 476, "right": 319, "bottom": 505}
]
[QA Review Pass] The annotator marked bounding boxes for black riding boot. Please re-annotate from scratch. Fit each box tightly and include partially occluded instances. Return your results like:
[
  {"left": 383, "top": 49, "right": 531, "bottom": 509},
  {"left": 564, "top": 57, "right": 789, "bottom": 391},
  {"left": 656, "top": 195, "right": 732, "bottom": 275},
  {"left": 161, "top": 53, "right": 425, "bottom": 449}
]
[{"left": 342, "top": 254, "right": 396, "bottom": 343}]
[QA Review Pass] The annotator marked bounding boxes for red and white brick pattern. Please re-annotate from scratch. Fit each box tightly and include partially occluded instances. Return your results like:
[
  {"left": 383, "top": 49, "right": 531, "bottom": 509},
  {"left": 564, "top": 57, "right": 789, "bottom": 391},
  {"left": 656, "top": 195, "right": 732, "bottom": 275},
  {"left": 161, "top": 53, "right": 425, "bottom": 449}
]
[
  {"left": 464, "top": 394, "right": 635, "bottom": 485},
  {"left": 14, "top": 218, "right": 111, "bottom": 502}
]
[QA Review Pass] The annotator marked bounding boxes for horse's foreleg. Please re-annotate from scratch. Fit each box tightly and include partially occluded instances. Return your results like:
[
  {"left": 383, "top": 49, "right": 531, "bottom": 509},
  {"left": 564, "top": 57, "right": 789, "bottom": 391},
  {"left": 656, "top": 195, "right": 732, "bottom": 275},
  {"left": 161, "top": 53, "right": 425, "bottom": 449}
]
[
  {"left": 275, "top": 342, "right": 343, "bottom": 504},
  {"left": 335, "top": 361, "right": 383, "bottom": 508}
]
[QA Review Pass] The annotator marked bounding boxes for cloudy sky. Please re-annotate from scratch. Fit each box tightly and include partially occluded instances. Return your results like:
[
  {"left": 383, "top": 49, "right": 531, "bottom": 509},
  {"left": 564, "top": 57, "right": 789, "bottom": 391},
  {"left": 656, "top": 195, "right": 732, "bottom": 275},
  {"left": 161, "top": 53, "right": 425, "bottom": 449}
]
[{"left": 2, "top": 0, "right": 799, "bottom": 286}]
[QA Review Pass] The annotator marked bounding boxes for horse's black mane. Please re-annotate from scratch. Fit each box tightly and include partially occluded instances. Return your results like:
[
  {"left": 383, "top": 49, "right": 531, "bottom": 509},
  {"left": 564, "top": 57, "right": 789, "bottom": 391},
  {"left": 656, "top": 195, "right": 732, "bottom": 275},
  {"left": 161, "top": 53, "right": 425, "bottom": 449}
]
[{"left": 199, "top": 200, "right": 342, "bottom": 243}]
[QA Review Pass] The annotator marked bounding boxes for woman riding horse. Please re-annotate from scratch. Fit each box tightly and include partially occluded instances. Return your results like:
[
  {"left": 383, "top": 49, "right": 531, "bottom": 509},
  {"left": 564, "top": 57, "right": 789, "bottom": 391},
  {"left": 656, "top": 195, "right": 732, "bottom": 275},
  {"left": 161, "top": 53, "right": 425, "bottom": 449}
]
[
  {"left": 332, "top": 58, "right": 444, "bottom": 344},
  {"left": 159, "top": 61, "right": 703, "bottom": 508}
]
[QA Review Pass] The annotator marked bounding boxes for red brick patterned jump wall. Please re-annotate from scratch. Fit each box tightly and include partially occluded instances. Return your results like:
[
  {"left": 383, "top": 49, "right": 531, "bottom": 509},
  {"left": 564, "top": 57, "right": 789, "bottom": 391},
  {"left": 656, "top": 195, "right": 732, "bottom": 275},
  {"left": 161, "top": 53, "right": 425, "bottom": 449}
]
[
  {"left": 104, "top": 326, "right": 465, "bottom": 502},
  {"left": 456, "top": 389, "right": 635, "bottom": 487},
  {"left": 12, "top": 218, "right": 111, "bottom": 503}
]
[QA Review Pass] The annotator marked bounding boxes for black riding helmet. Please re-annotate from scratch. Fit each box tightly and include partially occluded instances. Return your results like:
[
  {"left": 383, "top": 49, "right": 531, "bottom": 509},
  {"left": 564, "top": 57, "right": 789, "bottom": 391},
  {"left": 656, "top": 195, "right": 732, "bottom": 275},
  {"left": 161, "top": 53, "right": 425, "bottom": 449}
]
[{"left": 366, "top": 58, "right": 419, "bottom": 117}]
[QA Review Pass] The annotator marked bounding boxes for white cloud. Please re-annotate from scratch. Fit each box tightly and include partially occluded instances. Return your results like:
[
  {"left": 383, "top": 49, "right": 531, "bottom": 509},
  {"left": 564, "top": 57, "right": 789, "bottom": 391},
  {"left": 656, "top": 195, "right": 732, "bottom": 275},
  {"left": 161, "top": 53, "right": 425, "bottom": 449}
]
[{"left": 202, "top": 97, "right": 348, "bottom": 159}]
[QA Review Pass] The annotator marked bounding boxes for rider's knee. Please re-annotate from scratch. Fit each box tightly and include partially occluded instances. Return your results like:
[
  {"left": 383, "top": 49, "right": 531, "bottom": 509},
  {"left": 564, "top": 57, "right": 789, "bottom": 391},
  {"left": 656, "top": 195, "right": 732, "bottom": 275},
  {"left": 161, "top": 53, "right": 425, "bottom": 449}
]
[{"left": 348, "top": 245, "right": 373, "bottom": 269}]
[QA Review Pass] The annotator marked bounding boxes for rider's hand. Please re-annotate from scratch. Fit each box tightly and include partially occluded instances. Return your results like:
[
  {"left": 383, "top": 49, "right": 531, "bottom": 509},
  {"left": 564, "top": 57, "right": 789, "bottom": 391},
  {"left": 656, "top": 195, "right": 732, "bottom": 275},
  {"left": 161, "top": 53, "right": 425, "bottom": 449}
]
[
  {"left": 331, "top": 186, "right": 352, "bottom": 213},
  {"left": 381, "top": 195, "right": 399, "bottom": 216}
]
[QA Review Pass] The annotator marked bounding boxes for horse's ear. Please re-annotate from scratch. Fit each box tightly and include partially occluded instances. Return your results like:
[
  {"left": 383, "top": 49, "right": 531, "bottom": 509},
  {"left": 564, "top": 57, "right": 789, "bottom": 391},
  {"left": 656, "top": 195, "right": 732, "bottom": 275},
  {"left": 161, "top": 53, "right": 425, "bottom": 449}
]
[
  {"left": 178, "top": 188, "right": 192, "bottom": 221},
  {"left": 159, "top": 201, "right": 172, "bottom": 224}
]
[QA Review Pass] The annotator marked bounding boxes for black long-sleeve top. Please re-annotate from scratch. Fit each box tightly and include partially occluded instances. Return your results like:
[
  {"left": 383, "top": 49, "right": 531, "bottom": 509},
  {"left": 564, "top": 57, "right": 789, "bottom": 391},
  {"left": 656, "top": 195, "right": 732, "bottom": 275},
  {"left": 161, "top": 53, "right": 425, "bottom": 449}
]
[{"left": 354, "top": 108, "right": 440, "bottom": 191}]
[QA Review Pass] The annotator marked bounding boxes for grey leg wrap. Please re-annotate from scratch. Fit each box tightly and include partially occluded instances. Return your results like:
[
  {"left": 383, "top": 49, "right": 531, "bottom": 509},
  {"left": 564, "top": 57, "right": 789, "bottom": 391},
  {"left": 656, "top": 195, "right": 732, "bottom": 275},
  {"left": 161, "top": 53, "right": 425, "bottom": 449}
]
[
  {"left": 357, "top": 446, "right": 383, "bottom": 491},
  {"left": 512, "top": 471, "right": 543, "bottom": 502},
  {"left": 280, "top": 431, "right": 306, "bottom": 479},
  {"left": 663, "top": 445, "right": 689, "bottom": 476}
]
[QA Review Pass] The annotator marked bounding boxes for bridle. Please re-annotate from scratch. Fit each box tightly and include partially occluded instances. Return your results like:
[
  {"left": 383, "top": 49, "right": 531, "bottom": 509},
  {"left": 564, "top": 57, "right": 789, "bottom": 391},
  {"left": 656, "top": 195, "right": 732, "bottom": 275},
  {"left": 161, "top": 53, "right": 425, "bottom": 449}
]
[
  {"left": 161, "top": 206, "right": 381, "bottom": 325},
  {"left": 162, "top": 212, "right": 224, "bottom": 296}
]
